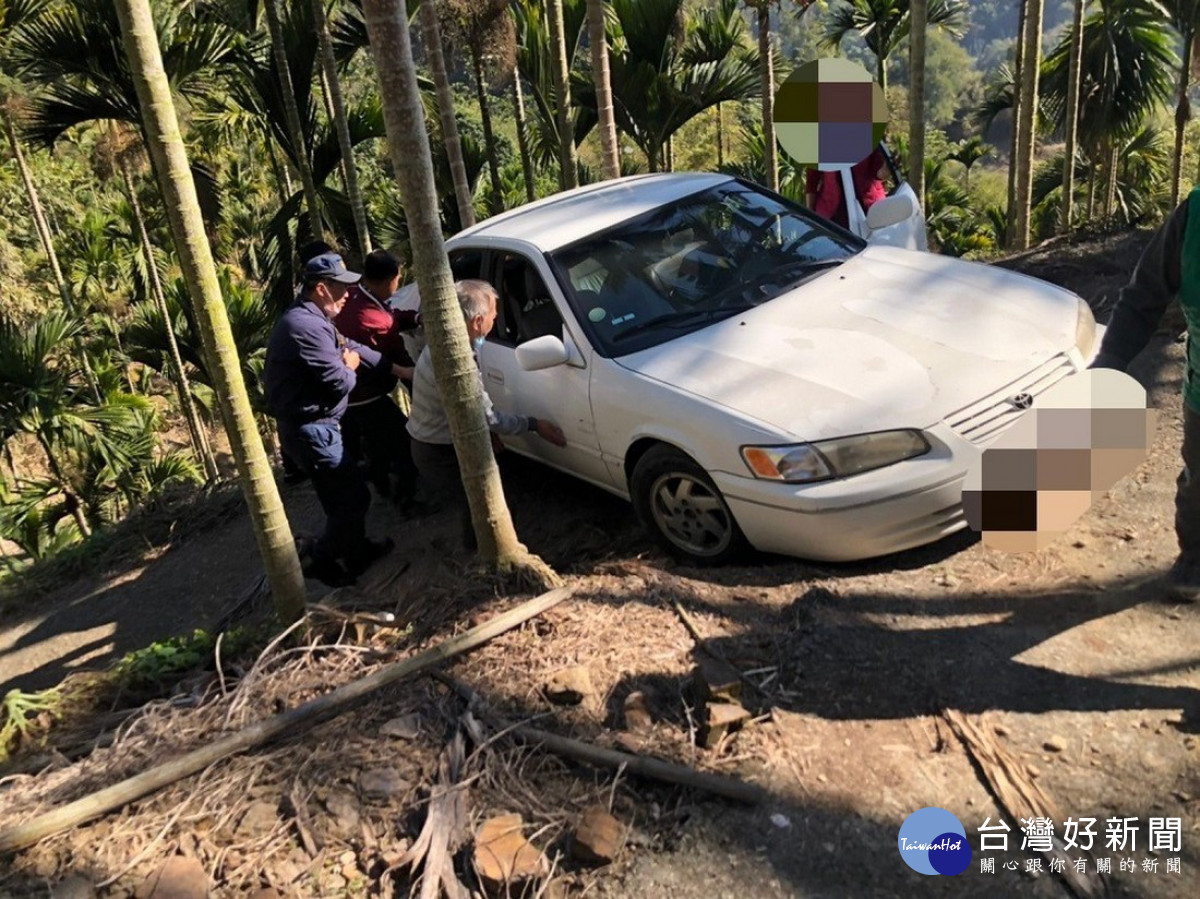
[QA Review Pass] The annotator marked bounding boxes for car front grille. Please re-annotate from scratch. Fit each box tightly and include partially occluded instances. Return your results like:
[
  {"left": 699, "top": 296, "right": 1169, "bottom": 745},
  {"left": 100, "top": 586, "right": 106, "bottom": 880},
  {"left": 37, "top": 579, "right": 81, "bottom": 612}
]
[{"left": 943, "top": 353, "right": 1077, "bottom": 446}]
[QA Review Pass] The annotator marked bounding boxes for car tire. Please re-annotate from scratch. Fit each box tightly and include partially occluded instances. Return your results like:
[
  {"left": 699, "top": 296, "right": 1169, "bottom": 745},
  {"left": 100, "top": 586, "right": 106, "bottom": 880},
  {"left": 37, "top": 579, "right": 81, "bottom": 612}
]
[{"left": 631, "top": 446, "right": 747, "bottom": 565}]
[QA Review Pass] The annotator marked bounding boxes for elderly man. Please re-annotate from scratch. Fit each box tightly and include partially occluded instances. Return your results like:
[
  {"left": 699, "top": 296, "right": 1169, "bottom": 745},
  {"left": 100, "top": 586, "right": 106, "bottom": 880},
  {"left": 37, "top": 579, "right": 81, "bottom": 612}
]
[
  {"left": 407, "top": 279, "right": 566, "bottom": 548},
  {"left": 264, "top": 252, "right": 404, "bottom": 586},
  {"left": 333, "top": 249, "right": 424, "bottom": 511}
]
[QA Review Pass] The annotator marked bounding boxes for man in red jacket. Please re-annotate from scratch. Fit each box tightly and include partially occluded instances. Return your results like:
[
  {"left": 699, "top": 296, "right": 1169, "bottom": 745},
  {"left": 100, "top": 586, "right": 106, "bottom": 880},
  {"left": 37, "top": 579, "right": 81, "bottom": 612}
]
[
  {"left": 805, "top": 145, "right": 888, "bottom": 230},
  {"left": 333, "top": 249, "right": 424, "bottom": 511}
]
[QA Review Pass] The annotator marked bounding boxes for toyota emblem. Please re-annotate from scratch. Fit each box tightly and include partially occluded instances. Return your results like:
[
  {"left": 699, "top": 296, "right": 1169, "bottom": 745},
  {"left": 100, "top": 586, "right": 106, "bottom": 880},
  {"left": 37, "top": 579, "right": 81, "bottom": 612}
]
[{"left": 1008, "top": 393, "right": 1035, "bottom": 410}]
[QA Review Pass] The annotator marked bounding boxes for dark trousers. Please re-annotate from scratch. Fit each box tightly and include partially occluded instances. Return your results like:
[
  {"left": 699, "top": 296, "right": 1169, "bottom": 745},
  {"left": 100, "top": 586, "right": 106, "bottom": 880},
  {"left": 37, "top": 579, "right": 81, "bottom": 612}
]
[
  {"left": 1177, "top": 401, "right": 1200, "bottom": 557},
  {"left": 279, "top": 420, "right": 371, "bottom": 566},
  {"left": 411, "top": 439, "right": 475, "bottom": 550},
  {"left": 343, "top": 395, "right": 418, "bottom": 501}
]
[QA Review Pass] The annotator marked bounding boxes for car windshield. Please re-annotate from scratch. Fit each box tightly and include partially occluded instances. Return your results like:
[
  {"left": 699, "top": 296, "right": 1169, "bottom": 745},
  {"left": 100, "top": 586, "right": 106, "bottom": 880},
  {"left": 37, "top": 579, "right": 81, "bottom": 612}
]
[{"left": 548, "top": 179, "right": 863, "bottom": 356}]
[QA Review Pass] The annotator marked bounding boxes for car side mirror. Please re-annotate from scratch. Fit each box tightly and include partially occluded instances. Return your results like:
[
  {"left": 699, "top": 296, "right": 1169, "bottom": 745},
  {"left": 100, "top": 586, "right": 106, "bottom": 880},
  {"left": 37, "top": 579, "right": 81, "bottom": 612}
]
[
  {"left": 516, "top": 334, "right": 570, "bottom": 371},
  {"left": 866, "top": 194, "right": 915, "bottom": 230}
]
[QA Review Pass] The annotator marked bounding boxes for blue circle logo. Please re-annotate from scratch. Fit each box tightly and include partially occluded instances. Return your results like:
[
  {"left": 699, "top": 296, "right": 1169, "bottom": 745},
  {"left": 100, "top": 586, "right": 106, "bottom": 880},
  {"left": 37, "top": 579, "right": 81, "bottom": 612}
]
[{"left": 898, "top": 807, "right": 972, "bottom": 876}]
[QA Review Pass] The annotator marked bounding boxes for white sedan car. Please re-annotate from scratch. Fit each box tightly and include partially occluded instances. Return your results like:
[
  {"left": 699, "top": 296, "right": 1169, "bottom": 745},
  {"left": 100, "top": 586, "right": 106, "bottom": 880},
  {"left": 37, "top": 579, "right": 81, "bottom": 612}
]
[{"left": 444, "top": 173, "right": 1100, "bottom": 564}]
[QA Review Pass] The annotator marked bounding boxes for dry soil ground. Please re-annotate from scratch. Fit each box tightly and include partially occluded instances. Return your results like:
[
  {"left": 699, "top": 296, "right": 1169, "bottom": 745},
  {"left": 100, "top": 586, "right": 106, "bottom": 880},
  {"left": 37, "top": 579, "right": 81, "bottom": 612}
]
[{"left": 0, "top": 230, "right": 1198, "bottom": 898}]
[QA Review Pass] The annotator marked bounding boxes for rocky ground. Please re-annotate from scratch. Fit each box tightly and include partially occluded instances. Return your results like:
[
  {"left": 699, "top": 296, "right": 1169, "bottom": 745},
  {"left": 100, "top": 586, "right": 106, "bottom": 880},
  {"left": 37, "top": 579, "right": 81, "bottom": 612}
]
[{"left": 0, "top": 228, "right": 1197, "bottom": 898}]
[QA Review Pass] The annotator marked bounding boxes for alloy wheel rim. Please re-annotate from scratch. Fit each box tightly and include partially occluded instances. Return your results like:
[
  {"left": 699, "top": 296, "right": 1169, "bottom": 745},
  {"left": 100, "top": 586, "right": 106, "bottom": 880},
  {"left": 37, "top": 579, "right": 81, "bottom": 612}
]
[{"left": 648, "top": 472, "right": 732, "bottom": 556}]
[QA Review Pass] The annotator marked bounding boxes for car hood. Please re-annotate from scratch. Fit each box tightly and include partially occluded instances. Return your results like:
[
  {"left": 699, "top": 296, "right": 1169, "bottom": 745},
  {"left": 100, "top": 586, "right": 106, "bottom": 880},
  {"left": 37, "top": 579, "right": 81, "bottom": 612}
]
[{"left": 616, "top": 246, "right": 1079, "bottom": 440}]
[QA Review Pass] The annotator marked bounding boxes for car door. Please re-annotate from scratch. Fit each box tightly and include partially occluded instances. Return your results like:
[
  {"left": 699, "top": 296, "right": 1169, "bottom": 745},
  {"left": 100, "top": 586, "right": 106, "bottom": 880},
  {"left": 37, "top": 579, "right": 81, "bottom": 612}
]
[
  {"left": 475, "top": 248, "right": 611, "bottom": 490},
  {"left": 842, "top": 146, "right": 929, "bottom": 251}
]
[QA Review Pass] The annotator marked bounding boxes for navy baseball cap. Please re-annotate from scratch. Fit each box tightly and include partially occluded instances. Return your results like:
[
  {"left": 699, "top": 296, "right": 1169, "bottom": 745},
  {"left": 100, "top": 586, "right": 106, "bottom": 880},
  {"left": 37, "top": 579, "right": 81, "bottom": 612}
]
[{"left": 303, "top": 252, "right": 361, "bottom": 284}]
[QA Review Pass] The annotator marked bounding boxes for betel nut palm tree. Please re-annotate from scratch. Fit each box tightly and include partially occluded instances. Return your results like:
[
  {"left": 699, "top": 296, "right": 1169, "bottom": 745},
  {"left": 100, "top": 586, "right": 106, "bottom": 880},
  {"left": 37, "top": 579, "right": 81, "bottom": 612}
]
[{"left": 113, "top": 0, "right": 307, "bottom": 622}]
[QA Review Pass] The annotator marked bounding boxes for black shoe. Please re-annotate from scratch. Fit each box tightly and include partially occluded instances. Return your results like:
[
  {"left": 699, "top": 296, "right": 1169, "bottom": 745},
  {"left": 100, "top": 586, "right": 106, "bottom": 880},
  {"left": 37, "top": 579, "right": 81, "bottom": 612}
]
[
  {"left": 346, "top": 537, "right": 395, "bottom": 576},
  {"left": 302, "top": 555, "right": 356, "bottom": 588},
  {"left": 283, "top": 469, "right": 310, "bottom": 486},
  {"left": 1166, "top": 555, "right": 1200, "bottom": 602}
]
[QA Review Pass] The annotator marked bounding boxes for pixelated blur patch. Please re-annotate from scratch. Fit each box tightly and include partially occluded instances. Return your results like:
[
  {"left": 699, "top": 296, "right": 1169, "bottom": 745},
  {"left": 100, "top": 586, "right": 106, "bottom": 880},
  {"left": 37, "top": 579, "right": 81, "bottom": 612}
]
[
  {"left": 962, "top": 369, "right": 1155, "bottom": 553},
  {"left": 773, "top": 58, "right": 887, "bottom": 171}
]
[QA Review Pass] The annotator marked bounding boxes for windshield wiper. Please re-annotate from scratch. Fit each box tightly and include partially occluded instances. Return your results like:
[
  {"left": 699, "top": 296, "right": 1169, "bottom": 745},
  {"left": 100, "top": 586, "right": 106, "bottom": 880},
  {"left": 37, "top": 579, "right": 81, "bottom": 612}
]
[{"left": 611, "top": 305, "right": 755, "bottom": 342}]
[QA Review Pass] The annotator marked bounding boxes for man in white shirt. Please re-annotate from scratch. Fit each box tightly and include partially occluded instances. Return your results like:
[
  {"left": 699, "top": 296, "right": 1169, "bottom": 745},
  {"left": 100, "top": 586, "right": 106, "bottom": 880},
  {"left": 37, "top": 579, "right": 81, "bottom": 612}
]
[{"left": 407, "top": 279, "right": 566, "bottom": 548}]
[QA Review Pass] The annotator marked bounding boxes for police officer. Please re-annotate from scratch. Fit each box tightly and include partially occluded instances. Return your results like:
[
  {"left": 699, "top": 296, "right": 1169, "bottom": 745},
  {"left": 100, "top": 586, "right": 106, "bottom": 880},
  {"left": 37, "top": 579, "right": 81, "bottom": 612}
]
[{"left": 264, "top": 253, "right": 402, "bottom": 586}]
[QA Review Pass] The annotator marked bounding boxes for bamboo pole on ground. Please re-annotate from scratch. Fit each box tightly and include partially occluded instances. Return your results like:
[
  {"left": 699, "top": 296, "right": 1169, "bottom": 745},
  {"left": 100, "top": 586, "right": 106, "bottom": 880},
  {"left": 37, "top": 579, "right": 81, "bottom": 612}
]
[{"left": 0, "top": 587, "right": 573, "bottom": 853}]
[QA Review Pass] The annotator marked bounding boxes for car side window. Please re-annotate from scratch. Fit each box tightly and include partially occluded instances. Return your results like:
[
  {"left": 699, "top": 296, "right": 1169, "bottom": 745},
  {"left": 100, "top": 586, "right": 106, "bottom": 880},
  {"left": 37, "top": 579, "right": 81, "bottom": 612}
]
[
  {"left": 449, "top": 248, "right": 484, "bottom": 281},
  {"left": 493, "top": 253, "right": 563, "bottom": 346}
]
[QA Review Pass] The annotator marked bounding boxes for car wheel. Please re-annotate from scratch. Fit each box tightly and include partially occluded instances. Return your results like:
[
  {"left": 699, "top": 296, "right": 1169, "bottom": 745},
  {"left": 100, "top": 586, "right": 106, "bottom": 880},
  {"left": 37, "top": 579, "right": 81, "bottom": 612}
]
[{"left": 631, "top": 446, "right": 747, "bottom": 565}]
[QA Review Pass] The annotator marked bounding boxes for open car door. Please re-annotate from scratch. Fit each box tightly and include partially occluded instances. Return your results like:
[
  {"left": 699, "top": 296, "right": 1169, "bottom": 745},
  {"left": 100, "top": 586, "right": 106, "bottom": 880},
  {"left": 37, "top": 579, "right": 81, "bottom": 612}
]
[{"left": 841, "top": 143, "right": 928, "bottom": 251}]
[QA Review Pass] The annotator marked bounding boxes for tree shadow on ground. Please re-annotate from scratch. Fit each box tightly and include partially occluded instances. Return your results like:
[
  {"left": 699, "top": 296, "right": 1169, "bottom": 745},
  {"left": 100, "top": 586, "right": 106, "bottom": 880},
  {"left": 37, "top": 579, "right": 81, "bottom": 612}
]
[{"left": 0, "top": 481, "right": 328, "bottom": 695}]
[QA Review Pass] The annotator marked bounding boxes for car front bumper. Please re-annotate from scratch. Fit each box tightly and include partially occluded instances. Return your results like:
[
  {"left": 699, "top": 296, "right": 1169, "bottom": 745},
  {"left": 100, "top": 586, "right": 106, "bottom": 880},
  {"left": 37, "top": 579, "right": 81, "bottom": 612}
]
[{"left": 712, "top": 423, "right": 976, "bottom": 562}]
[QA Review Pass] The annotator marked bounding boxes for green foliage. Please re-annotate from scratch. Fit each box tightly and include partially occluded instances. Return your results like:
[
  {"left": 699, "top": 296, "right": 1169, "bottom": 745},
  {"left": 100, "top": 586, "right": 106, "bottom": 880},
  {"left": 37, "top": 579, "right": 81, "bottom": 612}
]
[
  {"left": 0, "top": 685, "right": 62, "bottom": 763},
  {"left": 1041, "top": 0, "right": 1179, "bottom": 153},
  {"left": 0, "top": 475, "right": 82, "bottom": 566},
  {"left": 0, "top": 309, "right": 202, "bottom": 565},
  {"left": 125, "top": 267, "right": 273, "bottom": 414},
  {"left": 821, "top": 0, "right": 967, "bottom": 86},
  {"left": 888, "top": 29, "right": 983, "bottom": 129},
  {"left": 114, "top": 627, "right": 261, "bottom": 689},
  {"left": 11, "top": 0, "right": 239, "bottom": 147},
  {"left": 586, "top": 0, "right": 760, "bottom": 170}
]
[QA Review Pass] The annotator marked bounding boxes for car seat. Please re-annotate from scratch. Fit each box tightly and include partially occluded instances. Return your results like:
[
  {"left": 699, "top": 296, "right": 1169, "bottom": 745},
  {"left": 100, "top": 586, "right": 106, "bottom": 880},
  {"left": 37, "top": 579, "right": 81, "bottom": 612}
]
[{"left": 517, "top": 266, "right": 561, "bottom": 343}]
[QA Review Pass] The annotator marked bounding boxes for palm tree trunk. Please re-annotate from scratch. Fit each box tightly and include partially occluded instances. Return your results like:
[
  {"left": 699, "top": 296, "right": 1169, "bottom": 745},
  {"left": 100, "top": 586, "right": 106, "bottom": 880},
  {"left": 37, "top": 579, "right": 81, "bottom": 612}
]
[
  {"left": 908, "top": 0, "right": 927, "bottom": 209},
  {"left": 420, "top": 0, "right": 475, "bottom": 229},
  {"left": 716, "top": 102, "right": 724, "bottom": 168},
  {"left": 1006, "top": 0, "right": 1027, "bottom": 245},
  {"left": 756, "top": 3, "right": 778, "bottom": 192},
  {"left": 3, "top": 110, "right": 104, "bottom": 403},
  {"left": 1105, "top": 140, "right": 1118, "bottom": 224},
  {"left": 469, "top": 45, "right": 504, "bottom": 215},
  {"left": 1013, "top": 0, "right": 1044, "bottom": 250},
  {"left": 3, "top": 443, "right": 19, "bottom": 482},
  {"left": 361, "top": 0, "right": 559, "bottom": 589},
  {"left": 1061, "top": 0, "right": 1084, "bottom": 233},
  {"left": 512, "top": 67, "right": 536, "bottom": 202},
  {"left": 1087, "top": 159, "right": 1098, "bottom": 220},
  {"left": 119, "top": 159, "right": 220, "bottom": 483},
  {"left": 36, "top": 434, "right": 91, "bottom": 538},
  {"left": 266, "top": 135, "right": 293, "bottom": 207},
  {"left": 666, "top": 135, "right": 674, "bottom": 172},
  {"left": 264, "top": 0, "right": 323, "bottom": 244},
  {"left": 546, "top": 0, "right": 578, "bottom": 190},
  {"left": 312, "top": 0, "right": 372, "bottom": 255},
  {"left": 587, "top": 0, "right": 620, "bottom": 181},
  {"left": 877, "top": 50, "right": 888, "bottom": 94},
  {"left": 5, "top": 112, "right": 71, "bottom": 314},
  {"left": 1171, "top": 27, "right": 1195, "bottom": 209},
  {"left": 115, "top": 0, "right": 307, "bottom": 622}
]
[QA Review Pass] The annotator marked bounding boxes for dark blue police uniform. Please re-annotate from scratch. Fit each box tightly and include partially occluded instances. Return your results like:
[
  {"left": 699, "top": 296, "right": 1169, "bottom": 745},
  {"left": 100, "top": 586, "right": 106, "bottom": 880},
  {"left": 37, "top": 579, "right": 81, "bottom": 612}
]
[{"left": 265, "top": 299, "right": 384, "bottom": 575}]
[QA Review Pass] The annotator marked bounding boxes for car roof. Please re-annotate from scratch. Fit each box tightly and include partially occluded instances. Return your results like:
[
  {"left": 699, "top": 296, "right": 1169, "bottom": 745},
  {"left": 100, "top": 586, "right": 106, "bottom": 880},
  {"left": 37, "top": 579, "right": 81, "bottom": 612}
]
[{"left": 448, "top": 172, "right": 734, "bottom": 253}]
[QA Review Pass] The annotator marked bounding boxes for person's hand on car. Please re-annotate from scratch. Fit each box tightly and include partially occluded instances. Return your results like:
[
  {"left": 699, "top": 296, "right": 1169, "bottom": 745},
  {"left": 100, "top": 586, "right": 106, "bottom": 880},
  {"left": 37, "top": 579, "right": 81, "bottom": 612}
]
[{"left": 537, "top": 420, "right": 567, "bottom": 447}]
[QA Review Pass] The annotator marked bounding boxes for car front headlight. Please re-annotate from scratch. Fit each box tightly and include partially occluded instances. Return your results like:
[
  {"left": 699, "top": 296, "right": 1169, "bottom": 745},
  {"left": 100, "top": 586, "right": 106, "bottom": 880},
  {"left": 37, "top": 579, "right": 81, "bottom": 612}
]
[
  {"left": 741, "top": 429, "right": 931, "bottom": 484},
  {"left": 1075, "top": 297, "right": 1097, "bottom": 358}
]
